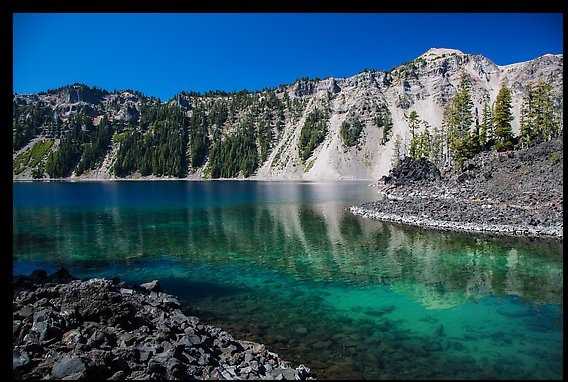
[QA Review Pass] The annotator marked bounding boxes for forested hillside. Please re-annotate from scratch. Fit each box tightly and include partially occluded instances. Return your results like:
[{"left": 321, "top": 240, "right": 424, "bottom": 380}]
[{"left": 13, "top": 48, "right": 563, "bottom": 180}]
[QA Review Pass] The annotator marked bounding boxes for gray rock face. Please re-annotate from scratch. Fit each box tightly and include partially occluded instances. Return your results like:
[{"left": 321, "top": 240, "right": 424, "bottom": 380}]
[{"left": 13, "top": 269, "right": 314, "bottom": 380}]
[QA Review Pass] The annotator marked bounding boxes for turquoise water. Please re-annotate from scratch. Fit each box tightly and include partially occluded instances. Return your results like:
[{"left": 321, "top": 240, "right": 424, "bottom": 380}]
[{"left": 13, "top": 181, "right": 563, "bottom": 379}]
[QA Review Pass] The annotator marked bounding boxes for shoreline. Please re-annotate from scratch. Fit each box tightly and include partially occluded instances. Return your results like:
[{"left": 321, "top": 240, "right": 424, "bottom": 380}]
[
  {"left": 12, "top": 177, "right": 375, "bottom": 183},
  {"left": 350, "top": 206, "right": 563, "bottom": 241},
  {"left": 350, "top": 140, "right": 564, "bottom": 242}
]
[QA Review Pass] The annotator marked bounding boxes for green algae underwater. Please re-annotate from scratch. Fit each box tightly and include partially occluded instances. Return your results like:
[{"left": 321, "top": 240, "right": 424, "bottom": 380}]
[{"left": 13, "top": 181, "right": 563, "bottom": 379}]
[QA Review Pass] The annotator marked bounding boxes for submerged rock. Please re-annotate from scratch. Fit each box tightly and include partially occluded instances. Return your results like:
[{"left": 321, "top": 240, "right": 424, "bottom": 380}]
[
  {"left": 140, "top": 280, "right": 161, "bottom": 292},
  {"left": 13, "top": 269, "right": 315, "bottom": 380}
]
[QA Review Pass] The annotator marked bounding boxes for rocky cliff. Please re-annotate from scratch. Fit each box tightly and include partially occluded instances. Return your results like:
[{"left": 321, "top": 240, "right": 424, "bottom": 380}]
[{"left": 12, "top": 48, "right": 563, "bottom": 180}]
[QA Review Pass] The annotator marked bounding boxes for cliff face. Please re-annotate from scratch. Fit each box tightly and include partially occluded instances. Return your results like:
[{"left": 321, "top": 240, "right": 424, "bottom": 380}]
[{"left": 13, "top": 48, "right": 563, "bottom": 180}]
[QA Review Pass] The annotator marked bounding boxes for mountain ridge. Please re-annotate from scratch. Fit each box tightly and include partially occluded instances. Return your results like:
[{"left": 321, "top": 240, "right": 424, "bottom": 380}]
[
  {"left": 13, "top": 48, "right": 563, "bottom": 181},
  {"left": 14, "top": 49, "right": 563, "bottom": 100}
]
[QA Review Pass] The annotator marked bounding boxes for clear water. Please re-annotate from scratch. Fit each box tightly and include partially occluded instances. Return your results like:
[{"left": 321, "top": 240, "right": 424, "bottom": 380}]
[{"left": 13, "top": 181, "right": 563, "bottom": 380}]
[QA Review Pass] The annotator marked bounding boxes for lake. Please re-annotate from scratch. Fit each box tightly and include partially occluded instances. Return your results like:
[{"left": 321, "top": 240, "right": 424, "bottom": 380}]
[{"left": 13, "top": 181, "right": 563, "bottom": 379}]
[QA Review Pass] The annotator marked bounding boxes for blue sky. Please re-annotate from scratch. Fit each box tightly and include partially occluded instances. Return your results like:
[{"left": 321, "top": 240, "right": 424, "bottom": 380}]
[{"left": 13, "top": 13, "right": 563, "bottom": 100}]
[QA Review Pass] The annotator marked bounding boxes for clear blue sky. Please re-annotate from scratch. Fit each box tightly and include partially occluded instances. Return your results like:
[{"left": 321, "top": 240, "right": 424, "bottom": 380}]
[{"left": 13, "top": 13, "right": 563, "bottom": 100}]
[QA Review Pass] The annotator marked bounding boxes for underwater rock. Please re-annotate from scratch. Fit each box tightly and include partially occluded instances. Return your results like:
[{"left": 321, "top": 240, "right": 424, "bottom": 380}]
[{"left": 140, "top": 280, "right": 161, "bottom": 292}]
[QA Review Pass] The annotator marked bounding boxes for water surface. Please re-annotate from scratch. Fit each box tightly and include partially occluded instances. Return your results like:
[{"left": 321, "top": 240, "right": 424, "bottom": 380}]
[{"left": 13, "top": 181, "right": 563, "bottom": 379}]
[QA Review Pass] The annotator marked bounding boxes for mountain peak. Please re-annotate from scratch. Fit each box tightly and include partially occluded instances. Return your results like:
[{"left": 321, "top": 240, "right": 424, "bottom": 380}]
[{"left": 420, "top": 48, "right": 465, "bottom": 58}]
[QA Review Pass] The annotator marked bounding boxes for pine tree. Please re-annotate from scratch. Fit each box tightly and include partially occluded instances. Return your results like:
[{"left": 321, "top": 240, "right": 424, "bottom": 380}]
[
  {"left": 534, "top": 81, "right": 559, "bottom": 141},
  {"left": 429, "top": 125, "right": 445, "bottom": 168},
  {"left": 444, "top": 74, "right": 476, "bottom": 169},
  {"left": 392, "top": 134, "right": 402, "bottom": 168},
  {"left": 441, "top": 102, "right": 454, "bottom": 167},
  {"left": 479, "top": 97, "right": 493, "bottom": 149},
  {"left": 406, "top": 110, "right": 421, "bottom": 158},
  {"left": 298, "top": 107, "right": 329, "bottom": 162},
  {"left": 454, "top": 74, "right": 474, "bottom": 135},
  {"left": 493, "top": 82, "right": 514, "bottom": 151},
  {"left": 520, "top": 87, "right": 535, "bottom": 148},
  {"left": 340, "top": 117, "right": 364, "bottom": 147},
  {"left": 375, "top": 103, "right": 393, "bottom": 144},
  {"left": 417, "top": 121, "right": 431, "bottom": 159},
  {"left": 520, "top": 80, "right": 560, "bottom": 147}
]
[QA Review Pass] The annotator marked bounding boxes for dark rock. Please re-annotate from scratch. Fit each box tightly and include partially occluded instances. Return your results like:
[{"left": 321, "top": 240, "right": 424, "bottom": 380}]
[
  {"left": 49, "top": 267, "right": 74, "bottom": 283},
  {"left": 30, "top": 269, "right": 48, "bottom": 282},
  {"left": 62, "top": 329, "right": 84, "bottom": 348},
  {"left": 108, "top": 370, "right": 126, "bottom": 380},
  {"left": 32, "top": 309, "right": 65, "bottom": 343},
  {"left": 52, "top": 355, "right": 87, "bottom": 379},
  {"left": 387, "top": 157, "right": 441, "bottom": 184},
  {"left": 297, "top": 365, "right": 312, "bottom": 379},
  {"left": 119, "top": 332, "right": 138, "bottom": 347},
  {"left": 13, "top": 349, "right": 30, "bottom": 369},
  {"left": 15, "top": 305, "right": 34, "bottom": 319},
  {"left": 182, "top": 334, "right": 203, "bottom": 346},
  {"left": 22, "top": 330, "right": 40, "bottom": 345},
  {"left": 456, "top": 173, "right": 469, "bottom": 183},
  {"left": 271, "top": 367, "right": 298, "bottom": 380},
  {"left": 13, "top": 271, "right": 315, "bottom": 380}
]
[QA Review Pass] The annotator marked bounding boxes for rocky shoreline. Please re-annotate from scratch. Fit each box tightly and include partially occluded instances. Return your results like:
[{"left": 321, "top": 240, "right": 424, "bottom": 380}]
[
  {"left": 12, "top": 269, "right": 314, "bottom": 380},
  {"left": 350, "top": 139, "right": 563, "bottom": 240},
  {"left": 350, "top": 205, "right": 562, "bottom": 240}
]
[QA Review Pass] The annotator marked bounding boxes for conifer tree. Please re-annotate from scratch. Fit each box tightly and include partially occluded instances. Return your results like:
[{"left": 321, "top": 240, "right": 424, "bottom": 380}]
[
  {"left": 444, "top": 74, "right": 476, "bottom": 169},
  {"left": 391, "top": 134, "right": 402, "bottom": 168},
  {"left": 429, "top": 125, "right": 445, "bottom": 168},
  {"left": 454, "top": 75, "right": 474, "bottom": 135},
  {"left": 534, "top": 81, "right": 559, "bottom": 141},
  {"left": 520, "top": 87, "right": 535, "bottom": 148},
  {"left": 493, "top": 82, "right": 514, "bottom": 151},
  {"left": 417, "top": 121, "right": 432, "bottom": 159},
  {"left": 479, "top": 97, "right": 493, "bottom": 149},
  {"left": 406, "top": 110, "right": 421, "bottom": 158},
  {"left": 441, "top": 102, "right": 454, "bottom": 167},
  {"left": 375, "top": 103, "right": 393, "bottom": 144},
  {"left": 520, "top": 80, "right": 560, "bottom": 147}
]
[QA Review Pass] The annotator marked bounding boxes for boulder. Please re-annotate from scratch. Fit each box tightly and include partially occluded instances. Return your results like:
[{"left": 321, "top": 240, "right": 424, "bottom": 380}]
[
  {"left": 13, "top": 349, "right": 30, "bottom": 370},
  {"left": 386, "top": 157, "right": 441, "bottom": 184},
  {"left": 140, "top": 280, "right": 161, "bottom": 292},
  {"left": 51, "top": 355, "right": 87, "bottom": 379}
]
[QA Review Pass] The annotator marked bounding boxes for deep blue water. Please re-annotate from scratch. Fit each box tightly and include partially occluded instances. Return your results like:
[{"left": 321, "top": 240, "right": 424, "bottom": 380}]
[{"left": 13, "top": 181, "right": 563, "bottom": 379}]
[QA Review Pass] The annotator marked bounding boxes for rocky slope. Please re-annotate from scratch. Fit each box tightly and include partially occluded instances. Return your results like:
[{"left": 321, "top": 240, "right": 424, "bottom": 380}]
[
  {"left": 351, "top": 138, "right": 563, "bottom": 239},
  {"left": 13, "top": 269, "right": 313, "bottom": 380},
  {"left": 13, "top": 48, "right": 563, "bottom": 180}
]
